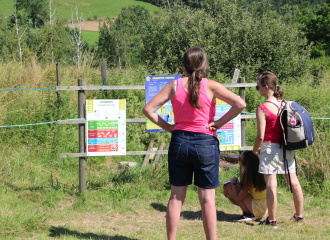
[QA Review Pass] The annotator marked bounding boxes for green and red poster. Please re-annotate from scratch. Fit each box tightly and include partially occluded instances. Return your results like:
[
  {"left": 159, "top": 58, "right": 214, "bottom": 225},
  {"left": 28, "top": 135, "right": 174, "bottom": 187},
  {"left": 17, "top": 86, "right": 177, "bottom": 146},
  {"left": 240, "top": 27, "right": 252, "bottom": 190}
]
[{"left": 86, "top": 99, "right": 126, "bottom": 156}]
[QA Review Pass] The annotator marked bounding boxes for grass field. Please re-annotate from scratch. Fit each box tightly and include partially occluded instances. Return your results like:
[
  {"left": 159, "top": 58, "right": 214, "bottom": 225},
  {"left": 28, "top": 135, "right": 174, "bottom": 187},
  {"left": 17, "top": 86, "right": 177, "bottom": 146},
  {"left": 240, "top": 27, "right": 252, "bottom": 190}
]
[
  {"left": 0, "top": 157, "right": 329, "bottom": 239},
  {"left": 0, "top": 0, "right": 160, "bottom": 19},
  {"left": 82, "top": 30, "right": 99, "bottom": 45}
]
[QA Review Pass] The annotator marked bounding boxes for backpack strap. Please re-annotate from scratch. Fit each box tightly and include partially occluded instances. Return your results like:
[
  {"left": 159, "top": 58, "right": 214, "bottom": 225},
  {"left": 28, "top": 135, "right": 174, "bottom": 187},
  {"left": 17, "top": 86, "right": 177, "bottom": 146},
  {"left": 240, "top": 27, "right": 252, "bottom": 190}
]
[
  {"left": 265, "top": 101, "right": 280, "bottom": 109},
  {"left": 265, "top": 101, "right": 282, "bottom": 115},
  {"left": 283, "top": 145, "right": 293, "bottom": 193}
]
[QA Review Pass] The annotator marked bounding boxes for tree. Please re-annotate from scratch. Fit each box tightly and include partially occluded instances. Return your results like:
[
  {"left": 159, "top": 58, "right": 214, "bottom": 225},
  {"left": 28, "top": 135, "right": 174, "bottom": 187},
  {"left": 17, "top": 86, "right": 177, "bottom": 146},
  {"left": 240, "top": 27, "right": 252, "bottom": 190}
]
[
  {"left": 302, "top": 1, "right": 330, "bottom": 56},
  {"left": 8, "top": 0, "right": 29, "bottom": 67},
  {"left": 32, "top": 17, "right": 73, "bottom": 63},
  {"left": 97, "top": 0, "right": 311, "bottom": 81},
  {"left": 0, "top": 14, "right": 16, "bottom": 61},
  {"left": 70, "top": 6, "right": 90, "bottom": 69},
  {"left": 97, "top": 5, "right": 151, "bottom": 68},
  {"left": 17, "top": 0, "right": 48, "bottom": 27},
  {"left": 49, "top": 0, "right": 56, "bottom": 62}
]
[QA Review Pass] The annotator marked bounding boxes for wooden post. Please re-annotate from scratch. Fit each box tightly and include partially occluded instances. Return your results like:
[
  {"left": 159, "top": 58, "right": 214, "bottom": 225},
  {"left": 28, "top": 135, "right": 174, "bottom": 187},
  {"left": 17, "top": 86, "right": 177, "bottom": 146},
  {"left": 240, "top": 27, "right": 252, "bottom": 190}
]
[
  {"left": 232, "top": 69, "right": 240, "bottom": 84},
  {"left": 142, "top": 139, "right": 155, "bottom": 167},
  {"left": 101, "top": 61, "right": 107, "bottom": 98},
  {"left": 153, "top": 142, "right": 166, "bottom": 168},
  {"left": 239, "top": 77, "right": 246, "bottom": 179},
  {"left": 78, "top": 78, "right": 86, "bottom": 196},
  {"left": 56, "top": 63, "right": 61, "bottom": 100}
]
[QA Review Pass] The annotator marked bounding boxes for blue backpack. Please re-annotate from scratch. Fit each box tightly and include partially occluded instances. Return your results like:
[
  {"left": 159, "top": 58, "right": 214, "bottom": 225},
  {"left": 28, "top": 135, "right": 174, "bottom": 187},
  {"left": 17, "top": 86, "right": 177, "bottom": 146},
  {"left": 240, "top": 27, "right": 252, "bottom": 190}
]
[
  {"left": 278, "top": 100, "right": 315, "bottom": 192},
  {"left": 279, "top": 100, "right": 315, "bottom": 150}
]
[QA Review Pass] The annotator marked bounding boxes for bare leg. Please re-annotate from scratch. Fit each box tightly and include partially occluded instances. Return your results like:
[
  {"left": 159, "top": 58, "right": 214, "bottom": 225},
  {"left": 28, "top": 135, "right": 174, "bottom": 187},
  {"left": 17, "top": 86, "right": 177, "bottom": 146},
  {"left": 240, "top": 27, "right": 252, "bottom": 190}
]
[
  {"left": 241, "top": 193, "right": 253, "bottom": 214},
  {"left": 166, "top": 185, "right": 187, "bottom": 240},
  {"left": 223, "top": 185, "right": 253, "bottom": 214},
  {"left": 283, "top": 173, "right": 303, "bottom": 216},
  {"left": 264, "top": 174, "right": 277, "bottom": 220},
  {"left": 198, "top": 187, "right": 217, "bottom": 240}
]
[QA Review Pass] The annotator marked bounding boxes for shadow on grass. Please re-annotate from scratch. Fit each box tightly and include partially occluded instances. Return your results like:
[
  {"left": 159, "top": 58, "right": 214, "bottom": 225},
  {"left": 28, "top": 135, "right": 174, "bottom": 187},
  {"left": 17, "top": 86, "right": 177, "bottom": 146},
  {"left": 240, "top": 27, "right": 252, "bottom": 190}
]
[
  {"left": 150, "top": 203, "right": 167, "bottom": 212},
  {"left": 4, "top": 181, "right": 80, "bottom": 196},
  {"left": 182, "top": 210, "right": 256, "bottom": 226},
  {"left": 49, "top": 226, "right": 138, "bottom": 240},
  {"left": 4, "top": 182, "right": 45, "bottom": 191},
  {"left": 151, "top": 202, "right": 251, "bottom": 223}
]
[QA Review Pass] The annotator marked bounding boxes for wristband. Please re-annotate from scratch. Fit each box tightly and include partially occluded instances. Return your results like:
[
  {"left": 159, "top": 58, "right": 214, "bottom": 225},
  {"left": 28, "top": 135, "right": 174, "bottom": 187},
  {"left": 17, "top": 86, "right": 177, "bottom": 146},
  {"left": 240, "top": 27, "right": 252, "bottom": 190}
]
[{"left": 231, "top": 183, "right": 236, "bottom": 186}]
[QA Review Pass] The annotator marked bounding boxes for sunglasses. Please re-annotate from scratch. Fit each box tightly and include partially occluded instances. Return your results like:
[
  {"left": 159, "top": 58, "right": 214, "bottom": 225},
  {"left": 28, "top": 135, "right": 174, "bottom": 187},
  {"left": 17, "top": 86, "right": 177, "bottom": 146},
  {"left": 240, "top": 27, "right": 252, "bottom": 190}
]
[{"left": 256, "top": 85, "right": 261, "bottom": 90}]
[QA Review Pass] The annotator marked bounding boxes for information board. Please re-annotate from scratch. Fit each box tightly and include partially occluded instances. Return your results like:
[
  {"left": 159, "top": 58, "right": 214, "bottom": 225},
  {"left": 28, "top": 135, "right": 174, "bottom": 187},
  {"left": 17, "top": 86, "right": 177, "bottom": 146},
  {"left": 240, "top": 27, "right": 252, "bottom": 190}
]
[
  {"left": 215, "top": 99, "right": 241, "bottom": 151},
  {"left": 86, "top": 99, "right": 126, "bottom": 156},
  {"left": 145, "top": 75, "right": 181, "bottom": 132}
]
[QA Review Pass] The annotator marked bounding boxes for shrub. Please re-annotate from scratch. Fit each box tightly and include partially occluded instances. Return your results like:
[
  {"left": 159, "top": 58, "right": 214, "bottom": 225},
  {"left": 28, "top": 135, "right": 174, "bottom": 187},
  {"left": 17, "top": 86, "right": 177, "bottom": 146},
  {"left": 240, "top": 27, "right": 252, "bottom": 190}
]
[{"left": 98, "top": 0, "right": 311, "bottom": 82}]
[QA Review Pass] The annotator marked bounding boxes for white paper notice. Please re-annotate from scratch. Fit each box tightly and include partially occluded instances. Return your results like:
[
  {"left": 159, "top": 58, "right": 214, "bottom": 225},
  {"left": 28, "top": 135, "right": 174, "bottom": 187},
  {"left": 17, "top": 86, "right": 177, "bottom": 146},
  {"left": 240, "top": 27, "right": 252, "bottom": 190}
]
[{"left": 86, "top": 99, "right": 126, "bottom": 156}]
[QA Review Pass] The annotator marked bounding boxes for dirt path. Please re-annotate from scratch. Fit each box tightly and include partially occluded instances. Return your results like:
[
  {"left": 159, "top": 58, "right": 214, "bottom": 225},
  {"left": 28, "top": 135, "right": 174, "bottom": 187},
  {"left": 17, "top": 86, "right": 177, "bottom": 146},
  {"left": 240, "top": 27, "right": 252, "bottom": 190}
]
[{"left": 69, "top": 20, "right": 108, "bottom": 31}]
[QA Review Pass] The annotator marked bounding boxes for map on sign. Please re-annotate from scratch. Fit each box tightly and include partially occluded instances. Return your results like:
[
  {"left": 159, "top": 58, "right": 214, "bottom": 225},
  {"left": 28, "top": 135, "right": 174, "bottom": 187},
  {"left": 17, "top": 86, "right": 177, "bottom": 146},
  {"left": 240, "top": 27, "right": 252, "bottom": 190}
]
[
  {"left": 145, "top": 74, "right": 181, "bottom": 132},
  {"left": 215, "top": 99, "right": 241, "bottom": 151},
  {"left": 86, "top": 99, "right": 126, "bottom": 156}
]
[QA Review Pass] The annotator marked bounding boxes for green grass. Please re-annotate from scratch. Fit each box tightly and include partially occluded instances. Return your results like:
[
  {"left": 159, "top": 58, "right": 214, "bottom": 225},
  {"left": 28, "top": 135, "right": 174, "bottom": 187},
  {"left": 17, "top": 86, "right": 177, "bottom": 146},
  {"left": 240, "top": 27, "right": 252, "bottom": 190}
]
[
  {"left": 26, "top": 28, "right": 98, "bottom": 45},
  {"left": 82, "top": 30, "right": 99, "bottom": 45},
  {"left": 0, "top": 160, "right": 329, "bottom": 239},
  {"left": 0, "top": 0, "right": 160, "bottom": 19}
]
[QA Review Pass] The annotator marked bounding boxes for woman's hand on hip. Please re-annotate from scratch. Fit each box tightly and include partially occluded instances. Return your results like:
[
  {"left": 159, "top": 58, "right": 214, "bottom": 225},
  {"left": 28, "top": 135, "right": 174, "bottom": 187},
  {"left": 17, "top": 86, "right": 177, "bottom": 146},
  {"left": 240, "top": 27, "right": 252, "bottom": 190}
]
[
  {"left": 166, "top": 123, "right": 177, "bottom": 133},
  {"left": 206, "top": 121, "right": 222, "bottom": 131}
]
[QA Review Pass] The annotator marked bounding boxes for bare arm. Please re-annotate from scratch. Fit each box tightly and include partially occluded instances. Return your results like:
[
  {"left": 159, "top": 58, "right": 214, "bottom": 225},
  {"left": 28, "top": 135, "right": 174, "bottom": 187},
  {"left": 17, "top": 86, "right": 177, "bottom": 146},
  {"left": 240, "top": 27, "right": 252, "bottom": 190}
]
[
  {"left": 206, "top": 80, "right": 246, "bottom": 131},
  {"left": 227, "top": 183, "right": 249, "bottom": 202},
  {"left": 252, "top": 106, "right": 266, "bottom": 155},
  {"left": 142, "top": 80, "right": 176, "bottom": 133}
]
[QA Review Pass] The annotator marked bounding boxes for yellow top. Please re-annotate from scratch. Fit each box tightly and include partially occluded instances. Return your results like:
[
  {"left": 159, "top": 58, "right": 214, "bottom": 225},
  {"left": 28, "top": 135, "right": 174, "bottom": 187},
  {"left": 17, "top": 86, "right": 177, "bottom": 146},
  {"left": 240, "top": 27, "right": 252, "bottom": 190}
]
[{"left": 249, "top": 187, "right": 266, "bottom": 200}]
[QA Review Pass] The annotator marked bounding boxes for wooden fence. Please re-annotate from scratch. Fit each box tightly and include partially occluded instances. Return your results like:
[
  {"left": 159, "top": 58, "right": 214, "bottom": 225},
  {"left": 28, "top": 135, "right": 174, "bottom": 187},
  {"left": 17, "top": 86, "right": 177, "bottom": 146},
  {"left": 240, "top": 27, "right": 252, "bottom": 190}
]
[{"left": 56, "top": 62, "right": 257, "bottom": 195}]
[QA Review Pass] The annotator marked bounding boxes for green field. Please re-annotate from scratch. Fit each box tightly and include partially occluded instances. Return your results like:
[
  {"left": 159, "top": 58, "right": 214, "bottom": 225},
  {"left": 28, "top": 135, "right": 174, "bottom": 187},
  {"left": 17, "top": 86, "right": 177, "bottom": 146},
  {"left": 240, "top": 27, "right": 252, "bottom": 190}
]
[
  {"left": 14, "top": 23, "right": 98, "bottom": 45},
  {"left": 0, "top": 0, "right": 160, "bottom": 19},
  {"left": 82, "top": 30, "right": 99, "bottom": 45}
]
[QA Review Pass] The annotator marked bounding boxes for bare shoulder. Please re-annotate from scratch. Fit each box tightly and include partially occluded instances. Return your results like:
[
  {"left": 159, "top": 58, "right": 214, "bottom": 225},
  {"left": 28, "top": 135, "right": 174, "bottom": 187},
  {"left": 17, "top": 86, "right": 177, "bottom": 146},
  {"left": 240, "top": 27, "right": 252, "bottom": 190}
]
[
  {"left": 206, "top": 79, "right": 224, "bottom": 89},
  {"left": 162, "top": 79, "right": 176, "bottom": 90}
]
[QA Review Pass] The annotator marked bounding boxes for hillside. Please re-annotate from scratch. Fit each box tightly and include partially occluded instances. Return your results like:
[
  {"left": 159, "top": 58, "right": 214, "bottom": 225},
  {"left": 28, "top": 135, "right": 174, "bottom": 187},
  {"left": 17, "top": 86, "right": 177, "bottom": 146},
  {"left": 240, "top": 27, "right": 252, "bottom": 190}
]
[{"left": 0, "top": 0, "right": 160, "bottom": 19}]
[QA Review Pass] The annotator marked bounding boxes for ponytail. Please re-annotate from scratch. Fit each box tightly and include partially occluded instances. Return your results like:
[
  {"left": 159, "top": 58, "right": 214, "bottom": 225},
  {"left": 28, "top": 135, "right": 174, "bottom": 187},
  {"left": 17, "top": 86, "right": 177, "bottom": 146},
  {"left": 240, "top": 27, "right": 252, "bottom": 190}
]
[
  {"left": 182, "top": 46, "right": 208, "bottom": 109},
  {"left": 273, "top": 85, "right": 283, "bottom": 100},
  {"left": 188, "top": 70, "right": 204, "bottom": 109}
]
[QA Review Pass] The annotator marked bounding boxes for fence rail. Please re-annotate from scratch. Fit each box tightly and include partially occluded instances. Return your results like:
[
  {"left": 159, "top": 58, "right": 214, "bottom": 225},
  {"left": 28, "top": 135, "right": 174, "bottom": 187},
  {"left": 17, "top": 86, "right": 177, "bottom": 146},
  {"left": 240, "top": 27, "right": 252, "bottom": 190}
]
[
  {"left": 55, "top": 82, "right": 257, "bottom": 91},
  {"left": 59, "top": 146, "right": 253, "bottom": 158},
  {"left": 57, "top": 115, "right": 256, "bottom": 125}
]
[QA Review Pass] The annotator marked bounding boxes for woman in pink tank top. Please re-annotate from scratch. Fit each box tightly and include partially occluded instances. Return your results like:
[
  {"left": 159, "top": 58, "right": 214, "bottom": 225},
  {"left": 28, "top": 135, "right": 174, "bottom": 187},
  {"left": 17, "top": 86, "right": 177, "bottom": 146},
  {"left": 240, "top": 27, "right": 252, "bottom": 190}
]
[
  {"left": 143, "top": 47, "right": 245, "bottom": 240},
  {"left": 252, "top": 71, "right": 304, "bottom": 228}
]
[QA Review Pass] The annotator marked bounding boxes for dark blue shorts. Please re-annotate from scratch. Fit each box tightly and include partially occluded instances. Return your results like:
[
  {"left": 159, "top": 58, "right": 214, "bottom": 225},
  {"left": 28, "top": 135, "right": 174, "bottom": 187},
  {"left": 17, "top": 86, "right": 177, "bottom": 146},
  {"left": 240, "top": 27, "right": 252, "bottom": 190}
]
[{"left": 168, "top": 130, "right": 220, "bottom": 189}]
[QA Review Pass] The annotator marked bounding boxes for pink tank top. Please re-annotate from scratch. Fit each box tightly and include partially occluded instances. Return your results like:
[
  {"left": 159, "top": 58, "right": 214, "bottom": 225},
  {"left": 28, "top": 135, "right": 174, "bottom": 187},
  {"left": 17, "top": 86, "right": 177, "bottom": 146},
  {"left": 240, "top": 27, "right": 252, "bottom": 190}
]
[
  {"left": 171, "top": 78, "right": 216, "bottom": 137},
  {"left": 259, "top": 104, "right": 283, "bottom": 143}
]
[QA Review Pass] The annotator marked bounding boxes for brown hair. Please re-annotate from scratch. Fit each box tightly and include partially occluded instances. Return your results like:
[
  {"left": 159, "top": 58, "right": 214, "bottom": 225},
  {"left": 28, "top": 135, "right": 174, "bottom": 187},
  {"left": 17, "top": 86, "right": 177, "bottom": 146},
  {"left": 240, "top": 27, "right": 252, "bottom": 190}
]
[
  {"left": 182, "top": 46, "right": 209, "bottom": 109},
  {"left": 240, "top": 151, "right": 266, "bottom": 192},
  {"left": 257, "top": 71, "right": 283, "bottom": 100}
]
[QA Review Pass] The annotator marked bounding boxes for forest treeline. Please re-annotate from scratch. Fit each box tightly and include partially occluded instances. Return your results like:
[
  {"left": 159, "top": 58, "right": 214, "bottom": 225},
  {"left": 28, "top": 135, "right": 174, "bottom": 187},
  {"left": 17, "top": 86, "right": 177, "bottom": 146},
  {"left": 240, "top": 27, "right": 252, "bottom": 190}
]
[
  {"left": 142, "top": 0, "right": 326, "bottom": 9},
  {"left": 0, "top": 0, "right": 329, "bottom": 80}
]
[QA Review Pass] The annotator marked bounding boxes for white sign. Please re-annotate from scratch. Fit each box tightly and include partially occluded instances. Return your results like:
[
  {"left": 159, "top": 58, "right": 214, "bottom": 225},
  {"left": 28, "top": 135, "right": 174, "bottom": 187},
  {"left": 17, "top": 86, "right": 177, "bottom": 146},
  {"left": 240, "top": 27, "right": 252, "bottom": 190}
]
[{"left": 86, "top": 99, "right": 126, "bottom": 156}]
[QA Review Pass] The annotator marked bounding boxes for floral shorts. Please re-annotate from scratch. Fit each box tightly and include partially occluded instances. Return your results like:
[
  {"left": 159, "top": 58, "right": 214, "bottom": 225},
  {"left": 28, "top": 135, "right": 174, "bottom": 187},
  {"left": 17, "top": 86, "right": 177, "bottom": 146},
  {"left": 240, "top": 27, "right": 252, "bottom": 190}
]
[{"left": 252, "top": 198, "right": 267, "bottom": 219}]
